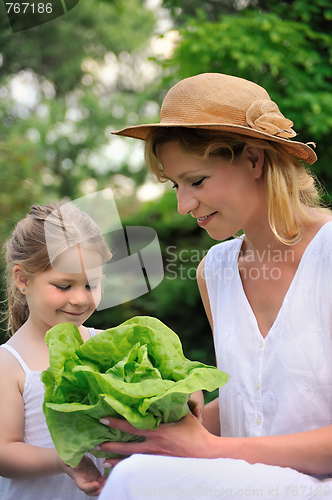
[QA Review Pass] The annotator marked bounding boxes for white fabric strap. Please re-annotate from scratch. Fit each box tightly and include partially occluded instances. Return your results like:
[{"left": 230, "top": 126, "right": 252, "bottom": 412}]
[
  {"left": 0, "top": 344, "right": 31, "bottom": 373},
  {"left": 88, "top": 327, "right": 96, "bottom": 337}
]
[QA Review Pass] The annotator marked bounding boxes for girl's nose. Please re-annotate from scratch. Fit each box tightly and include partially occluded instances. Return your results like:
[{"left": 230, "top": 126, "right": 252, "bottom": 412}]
[
  {"left": 69, "top": 287, "right": 89, "bottom": 306},
  {"left": 176, "top": 188, "right": 199, "bottom": 216}
]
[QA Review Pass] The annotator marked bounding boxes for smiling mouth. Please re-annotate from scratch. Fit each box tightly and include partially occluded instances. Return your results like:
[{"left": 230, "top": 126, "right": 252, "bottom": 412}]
[
  {"left": 197, "top": 212, "right": 217, "bottom": 222},
  {"left": 60, "top": 311, "right": 85, "bottom": 316}
]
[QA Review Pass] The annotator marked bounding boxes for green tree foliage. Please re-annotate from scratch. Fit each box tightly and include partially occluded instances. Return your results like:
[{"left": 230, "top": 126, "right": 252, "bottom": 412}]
[
  {"left": 0, "top": 0, "right": 156, "bottom": 241},
  {"left": 257, "top": 0, "right": 332, "bottom": 32},
  {"left": 0, "top": 0, "right": 155, "bottom": 94},
  {"left": 162, "top": 0, "right": 332, "bottom": 29},
  {"left": 161, "top": 0, "right": 239, "bottom": 24}
]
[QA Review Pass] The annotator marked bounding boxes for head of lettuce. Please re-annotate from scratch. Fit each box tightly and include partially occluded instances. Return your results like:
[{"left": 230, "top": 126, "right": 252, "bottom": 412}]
[{"left": 42, "top": 316, "right": 229, "bottom": 468}]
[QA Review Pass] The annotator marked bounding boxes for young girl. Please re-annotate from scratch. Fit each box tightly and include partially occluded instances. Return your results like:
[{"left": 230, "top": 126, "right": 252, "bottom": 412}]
[
  {"left": 0, "top": 201, "right": 111, "bottom": 499},
  {"left": 96, "top": 73, "right": 332, "bottom": 499}
]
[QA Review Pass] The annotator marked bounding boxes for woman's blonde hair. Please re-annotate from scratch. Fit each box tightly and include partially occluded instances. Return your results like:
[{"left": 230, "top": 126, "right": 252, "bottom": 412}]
[
  {"left": 145, "top": 128, "right": 329, "bottom": 245},
  {"left": 3, "top": 202, "right": 111, "bottom": 336}
]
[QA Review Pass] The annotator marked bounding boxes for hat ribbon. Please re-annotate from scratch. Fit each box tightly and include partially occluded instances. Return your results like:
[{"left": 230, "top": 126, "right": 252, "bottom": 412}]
[{"left": 246, "top": 99, "right": 297, "bottom": 138}]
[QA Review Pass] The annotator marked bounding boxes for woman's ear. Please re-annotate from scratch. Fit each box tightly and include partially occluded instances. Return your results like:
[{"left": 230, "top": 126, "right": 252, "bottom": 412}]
[
  {"left": 245, "top": 145, "right": 265, "bottom": 179},
  {"left": 13, "top": 265, "right": 29, "bottom": 294}
]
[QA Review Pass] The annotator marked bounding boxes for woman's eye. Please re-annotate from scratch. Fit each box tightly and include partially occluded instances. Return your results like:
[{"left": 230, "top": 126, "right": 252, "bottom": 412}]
[
  {"left": 192, "top": 177, "right": 206, "bottom": 187},
  {"left": 171, "top": 183, "right": 178, "bottom": 189}
]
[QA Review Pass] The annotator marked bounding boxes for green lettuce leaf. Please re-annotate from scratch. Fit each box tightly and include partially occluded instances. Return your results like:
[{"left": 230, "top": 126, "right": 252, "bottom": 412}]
[{"left": 42, "top": 316, "right": 230, "bottom": 468}]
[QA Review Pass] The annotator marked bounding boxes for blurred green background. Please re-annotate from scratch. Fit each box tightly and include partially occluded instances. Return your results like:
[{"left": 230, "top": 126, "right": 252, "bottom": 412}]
[{"left": 1, "top": 0, "right": 332, "bottom": 370}]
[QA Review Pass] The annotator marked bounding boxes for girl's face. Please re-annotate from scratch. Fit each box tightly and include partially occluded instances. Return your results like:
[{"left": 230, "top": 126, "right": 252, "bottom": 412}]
[
  {"left": 23, "top": 247, "right": 103, "bottom": 333},
  {"left": 157, "top": 140, "right": 265, "bottom": 241}
]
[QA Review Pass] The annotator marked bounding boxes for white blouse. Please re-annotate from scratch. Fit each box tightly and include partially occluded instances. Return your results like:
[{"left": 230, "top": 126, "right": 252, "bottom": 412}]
[{"left": 205, "top": 222, "right": 332, "bottom": 440}]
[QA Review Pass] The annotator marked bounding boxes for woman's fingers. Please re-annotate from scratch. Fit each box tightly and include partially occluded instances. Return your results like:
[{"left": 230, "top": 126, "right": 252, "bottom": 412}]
[
  {"left": 103, "top": 457, "right": 124, "bottom": 468},
  {"left": 188, "top": 399, "right": 204, "bottom": 423},
  {"left": 99, "top": 417, "right": 152, "bottom": 436},
  {"left": 98, "top": 436, "right": 157, "bottom": 456},
  {"left": 98, "top": 416, "right": 158, "bottom": 455},
  {"left": 97, "top": 412, "right": 210, "bottom": 459}
]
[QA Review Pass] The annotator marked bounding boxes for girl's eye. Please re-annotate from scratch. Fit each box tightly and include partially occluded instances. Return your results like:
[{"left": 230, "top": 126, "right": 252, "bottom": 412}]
[
  {"left": 192, "top": 177, "right": 206, "bottom": 187},
  {"left": 171, "top": 183, "right": 178, "bottom": 189},
  {"left": 54, "top": 285, "right": 70, "bottom": 291},
  {"left": 87, "top": 284, "right": 98, "bottom": 290}
]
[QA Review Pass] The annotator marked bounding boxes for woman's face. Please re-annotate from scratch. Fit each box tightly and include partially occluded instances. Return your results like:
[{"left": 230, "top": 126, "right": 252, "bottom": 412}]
[{"left": 157, "top": 140, "right": 266, "bottom": 241}]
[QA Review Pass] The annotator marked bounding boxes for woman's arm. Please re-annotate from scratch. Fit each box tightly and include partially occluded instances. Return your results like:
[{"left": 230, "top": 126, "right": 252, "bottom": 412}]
[
  {"left": 235, "top": 425, "right": 332, "bottom": 475},
  {"left": 202, "top": 397, "right": 220, "bottom": 435},
  {"left": 98, "top": 413, "right": 332, "bottom": 476}
]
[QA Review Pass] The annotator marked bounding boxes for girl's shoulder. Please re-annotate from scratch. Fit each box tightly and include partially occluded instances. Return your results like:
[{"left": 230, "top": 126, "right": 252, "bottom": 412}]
[
  {"left": 0, "top": 343, "right": 26, "bottom": 394},
  {"left": 90, "top": 328, "right": 104, "bottom": 335},
  {"left": 0, "top": 342, "right": 22, "bottom": 366},
  {"left": 81, "top": 326, "right": 104, "bottom": 340}
]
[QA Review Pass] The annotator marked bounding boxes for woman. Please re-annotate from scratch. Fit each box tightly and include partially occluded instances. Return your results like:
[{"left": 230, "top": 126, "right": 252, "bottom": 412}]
[{"left": 98, "top": 73, "right": 332, "bottom": 499}]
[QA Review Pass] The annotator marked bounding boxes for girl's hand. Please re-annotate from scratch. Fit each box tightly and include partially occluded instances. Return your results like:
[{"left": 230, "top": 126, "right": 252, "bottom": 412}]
[
  {"left": 98, "top": 412, "right": 217, "bottom": 469},
  {"left": 60, "top": 456, "right": 107, "bottom": 497}
]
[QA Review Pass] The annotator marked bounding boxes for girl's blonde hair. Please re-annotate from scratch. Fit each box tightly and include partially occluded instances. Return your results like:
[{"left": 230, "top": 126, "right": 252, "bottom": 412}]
[
  {"left": 145, "top": 128, "right": 329, "bottom": 245},
  {"left": 3, "top": 202, "right": 111, "bottom": 336}
]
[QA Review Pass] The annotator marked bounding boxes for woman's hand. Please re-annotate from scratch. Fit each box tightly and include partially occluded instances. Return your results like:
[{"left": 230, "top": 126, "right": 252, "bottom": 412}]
[
  {"left": 97, "top": 416, "right": 332, "bottom": 476},
  {"left": 98, "top": 412, "right": 218, "bottom": 468},
  {"left": 60, "top": 455, "right": 107, "bottom": 497},
  {"left": 188, "top": 390, "right": 204, "bottom": 423}
]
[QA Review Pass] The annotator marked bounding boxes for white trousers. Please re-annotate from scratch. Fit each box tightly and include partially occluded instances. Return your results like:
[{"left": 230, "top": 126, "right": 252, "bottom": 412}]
[{"left": 99, "top": 454, "right": 332, "bottom": 500}]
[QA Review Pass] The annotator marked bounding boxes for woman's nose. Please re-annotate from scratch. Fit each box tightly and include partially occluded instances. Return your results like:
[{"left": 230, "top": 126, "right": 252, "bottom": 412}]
[{"left": 176, "top": 188, "right": 199, "bottom": 216}]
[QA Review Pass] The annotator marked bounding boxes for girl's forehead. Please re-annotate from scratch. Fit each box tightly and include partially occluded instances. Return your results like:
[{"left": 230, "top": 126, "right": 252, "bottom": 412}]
[{"left": 52, "top": 246, "right": 104, "bottom": 274}]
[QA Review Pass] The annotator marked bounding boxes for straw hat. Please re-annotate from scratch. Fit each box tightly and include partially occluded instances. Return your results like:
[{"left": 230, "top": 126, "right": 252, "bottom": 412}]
[{"left": 112, "top": 73, "right": 317, "bottom": 164}]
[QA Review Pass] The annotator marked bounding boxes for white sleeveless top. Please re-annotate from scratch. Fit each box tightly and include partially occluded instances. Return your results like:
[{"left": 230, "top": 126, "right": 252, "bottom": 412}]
[
  {"left": 205, "top": 222, "right": 332, "bottom": 440},
  {"left": 0, "top": 327, "right": 103, "bottom": 500}
]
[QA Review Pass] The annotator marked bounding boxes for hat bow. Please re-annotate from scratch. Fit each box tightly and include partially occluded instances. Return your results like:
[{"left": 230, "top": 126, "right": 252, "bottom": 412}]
[{"left": 246, "top": 99, "right": 296, "bottom": 139}]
